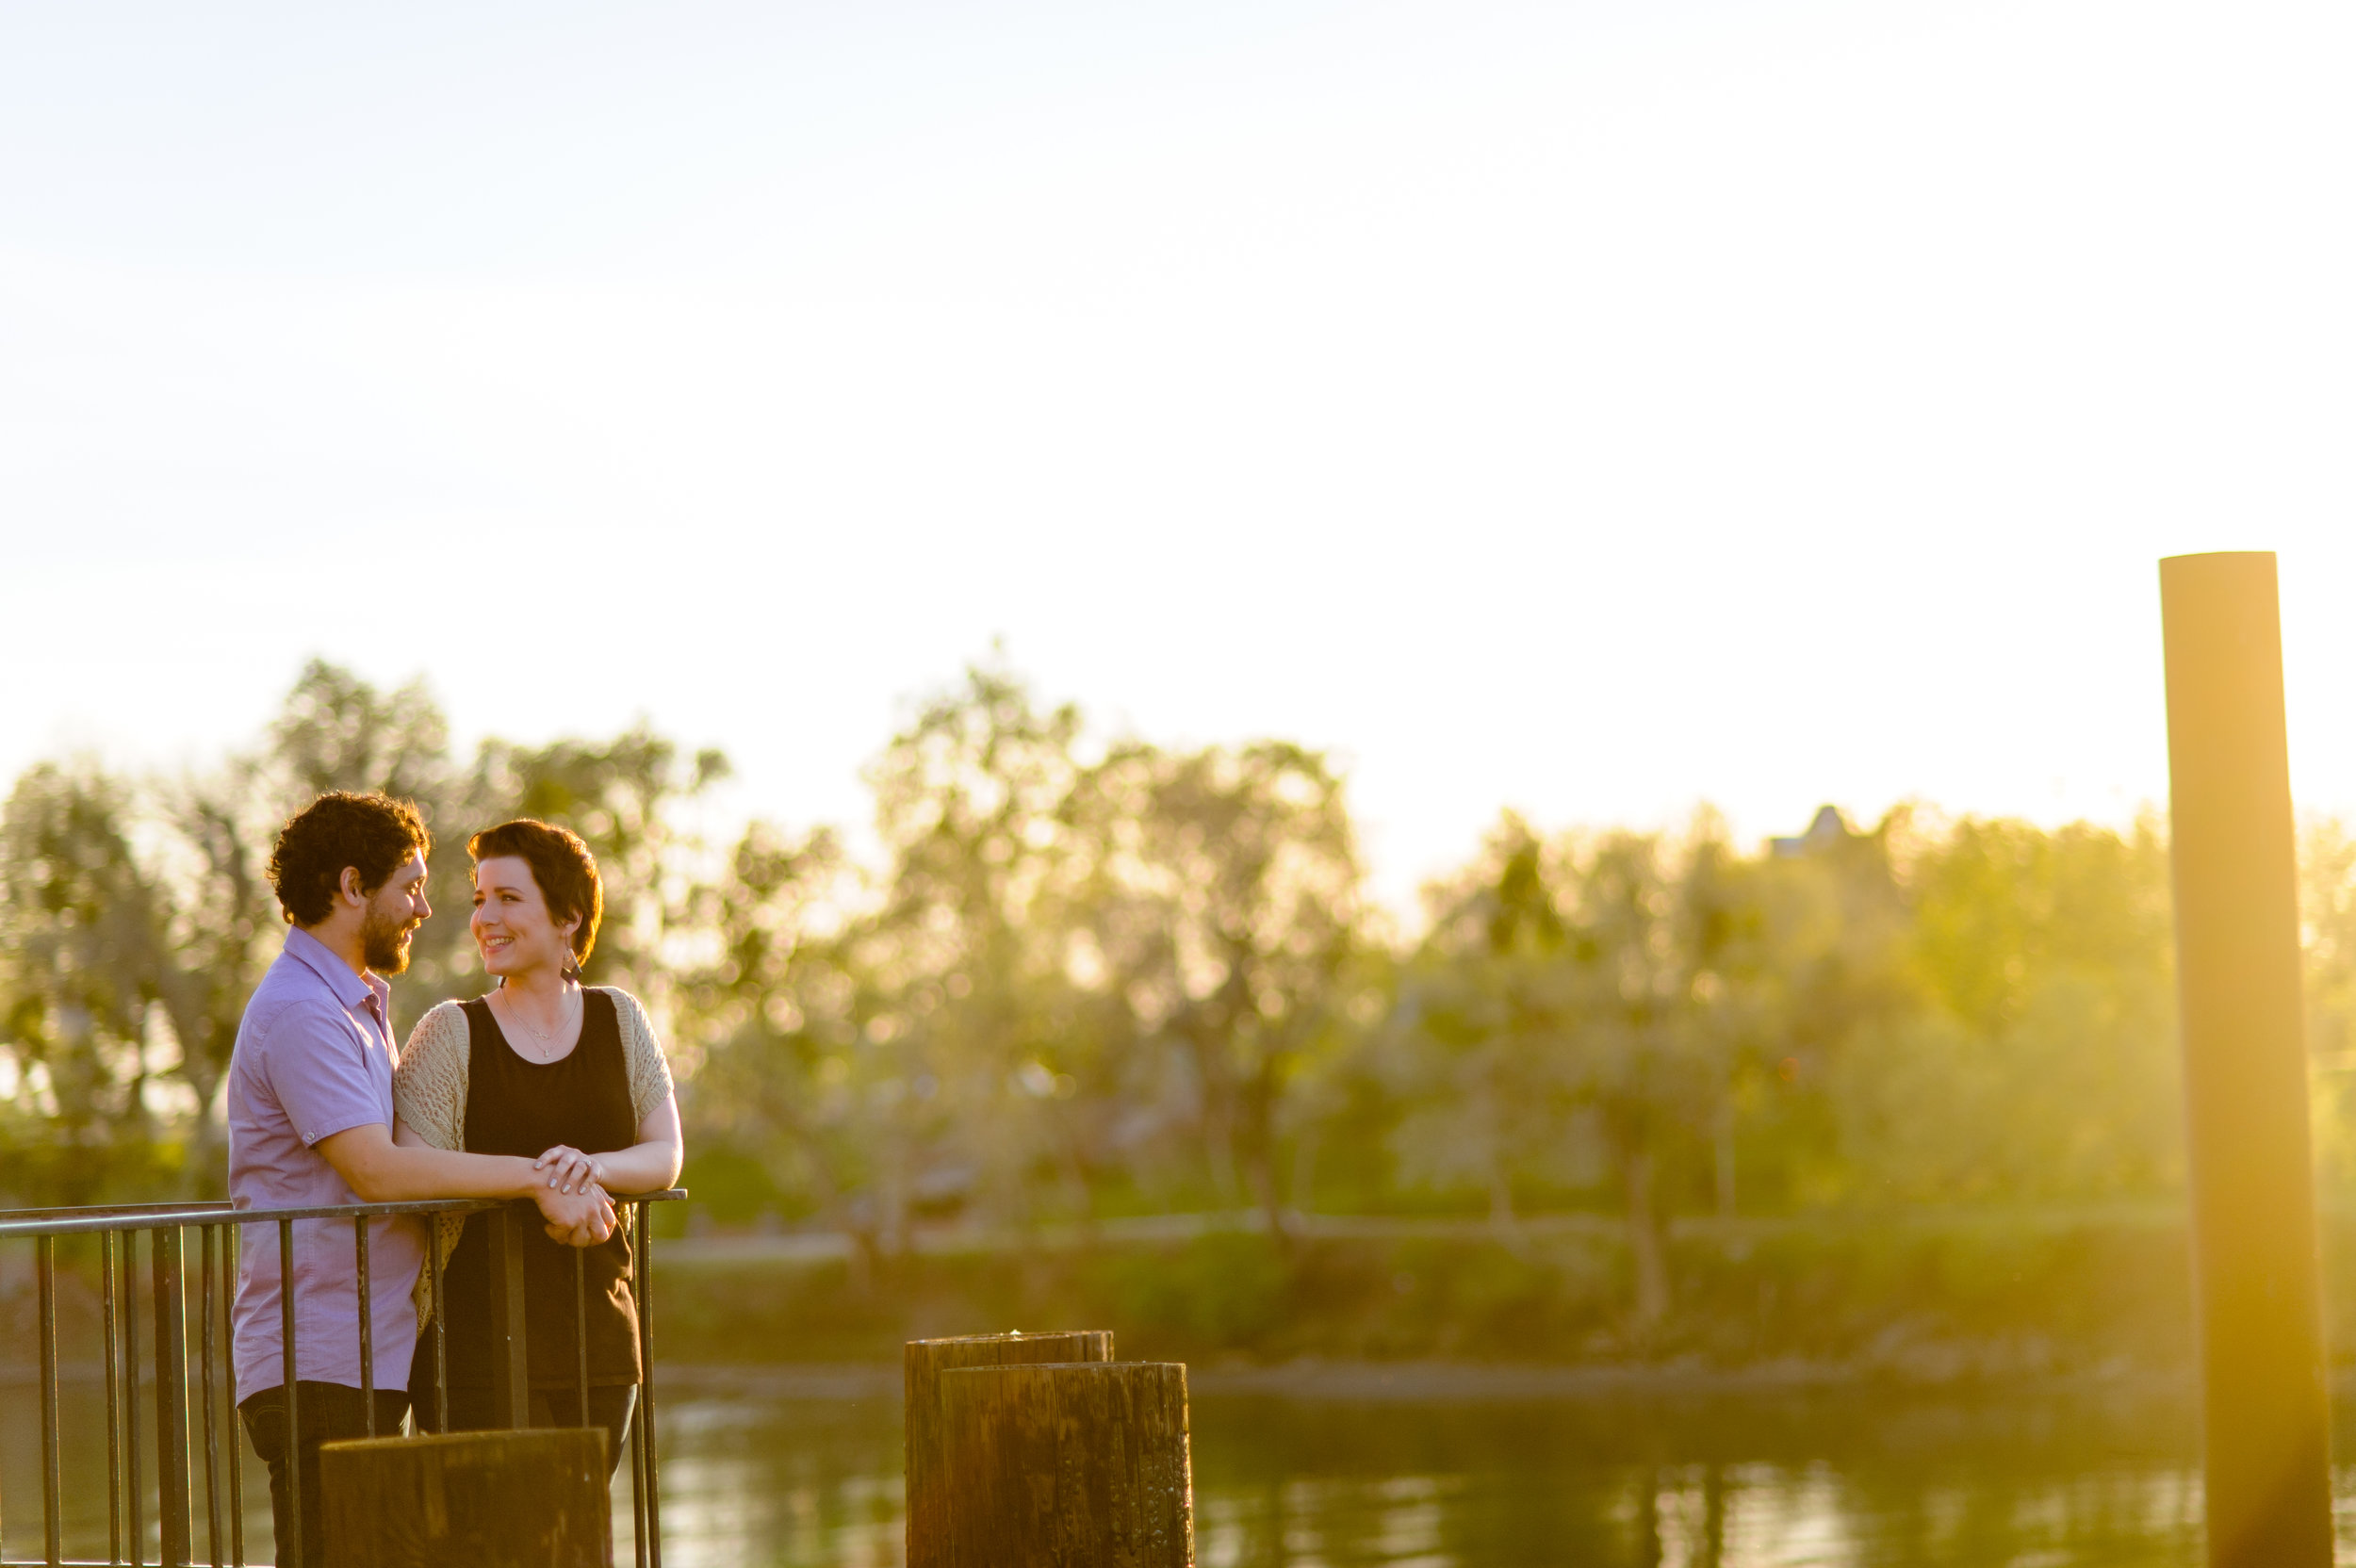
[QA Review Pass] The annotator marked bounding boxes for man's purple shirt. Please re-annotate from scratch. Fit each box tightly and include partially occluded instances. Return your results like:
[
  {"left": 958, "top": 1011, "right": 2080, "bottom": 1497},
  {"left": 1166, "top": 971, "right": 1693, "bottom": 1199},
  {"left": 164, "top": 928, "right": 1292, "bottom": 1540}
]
[{"left": 227, "top": 926, "right": 426, "bottom": 1395}]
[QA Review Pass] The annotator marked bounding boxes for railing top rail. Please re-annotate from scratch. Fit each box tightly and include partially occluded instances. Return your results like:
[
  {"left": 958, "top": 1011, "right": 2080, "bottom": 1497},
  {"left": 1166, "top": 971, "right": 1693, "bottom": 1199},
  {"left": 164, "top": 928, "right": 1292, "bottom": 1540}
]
[
  {"left": 0, "top": 1187, "right": 687, "bottom": 1240},
  {"left": 0, "top": 1200, "right": 236, "bottom": 1222}
]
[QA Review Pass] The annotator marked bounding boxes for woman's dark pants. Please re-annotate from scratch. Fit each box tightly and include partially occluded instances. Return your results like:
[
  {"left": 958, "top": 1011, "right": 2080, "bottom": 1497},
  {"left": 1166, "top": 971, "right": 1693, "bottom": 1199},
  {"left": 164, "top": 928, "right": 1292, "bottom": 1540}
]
[{"left": 411, "top": 1380, "right": 640, "bottom": 1478}]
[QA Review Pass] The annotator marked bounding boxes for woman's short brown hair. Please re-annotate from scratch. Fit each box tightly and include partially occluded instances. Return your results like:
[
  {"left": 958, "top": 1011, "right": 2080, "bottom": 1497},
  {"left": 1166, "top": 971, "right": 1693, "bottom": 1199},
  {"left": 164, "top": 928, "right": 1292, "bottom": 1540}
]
[{"left": 468, "top": 819, "right": 604, "bottom": 969}]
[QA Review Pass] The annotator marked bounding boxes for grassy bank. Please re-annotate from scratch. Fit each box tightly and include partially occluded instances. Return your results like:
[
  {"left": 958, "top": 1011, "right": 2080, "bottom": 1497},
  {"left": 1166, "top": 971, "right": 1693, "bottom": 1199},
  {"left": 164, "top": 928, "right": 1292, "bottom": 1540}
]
[{"left": 652, "top": 1205, "right": 2234, "bottom": 1380}]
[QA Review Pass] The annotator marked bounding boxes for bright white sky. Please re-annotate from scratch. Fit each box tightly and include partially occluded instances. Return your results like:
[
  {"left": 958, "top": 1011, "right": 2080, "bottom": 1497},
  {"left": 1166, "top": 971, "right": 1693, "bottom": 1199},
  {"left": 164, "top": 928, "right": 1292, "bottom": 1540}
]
[{"left": 3, "top": 0, "right": 2352, "bottom": 909}]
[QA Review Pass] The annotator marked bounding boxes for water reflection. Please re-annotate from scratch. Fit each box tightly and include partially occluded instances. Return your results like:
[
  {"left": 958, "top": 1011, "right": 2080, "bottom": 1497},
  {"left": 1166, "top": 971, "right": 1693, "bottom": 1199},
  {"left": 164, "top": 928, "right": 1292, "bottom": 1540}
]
[
  {"left": 639, "top": 1381, "right": 2228, "bottom": 1568},
  {"left": 5, "top": 1372, "right": 2331, "bottom": 1565},
  {"left": 660, "top": 1397, "right": 903, "bottom": 1568}
]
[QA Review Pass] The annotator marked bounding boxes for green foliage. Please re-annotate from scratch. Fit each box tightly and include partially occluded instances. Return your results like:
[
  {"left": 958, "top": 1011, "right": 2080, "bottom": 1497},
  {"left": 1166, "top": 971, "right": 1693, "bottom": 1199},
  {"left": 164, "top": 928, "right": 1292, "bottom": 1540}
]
[
  {"left": 1096, "top": 1232, "right": 1296, "bottom": 1347},
  {"left": 677, "top": 1145, "right": 795, "bottom": 1225},
  {"left": 1058, "top": 737, "right": 1366, "bottom": 1228},
  {"left": 0, "top": 765, "right": 172, "bottom": 1144},
  {"left": 644, "top": 1211, "right": 2206, "bottom": 1375},
  {"left": 17, "top": 652, "right": 2356, "bottom": 1359},
  {"left": 1836, "top": 815, "right": 2181, "bottom": 1203},
  {"left": 1377, "top": 811, "right": 1912, "bottom": 1326},
  {"left": 681, "top": 657, "right": 1374, "bottom": 1266}
]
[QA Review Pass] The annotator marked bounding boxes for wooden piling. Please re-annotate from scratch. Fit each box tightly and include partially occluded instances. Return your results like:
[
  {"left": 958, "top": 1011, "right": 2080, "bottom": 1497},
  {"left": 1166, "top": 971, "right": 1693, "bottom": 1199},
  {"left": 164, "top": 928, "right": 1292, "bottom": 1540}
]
[
  {"left": 2160, "top": 550, "right": 2334, "bottom": 1568},
  {"left": 905, "top": 1331, "right": 1114, "bottom": 1567},
  {"left": 319, "top": 1429, "right": 612, "bottom": 1568},
  {"left": 938, "top": 1362, "right": 1193, "bottom": 1568}
]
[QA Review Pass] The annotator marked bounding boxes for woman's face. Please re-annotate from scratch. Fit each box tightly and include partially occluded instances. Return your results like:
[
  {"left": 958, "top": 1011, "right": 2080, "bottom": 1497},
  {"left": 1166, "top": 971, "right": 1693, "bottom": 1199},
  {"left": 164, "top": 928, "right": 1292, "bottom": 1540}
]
[{"left": 471, "top": 856, "right": 577, "bottom": 980}]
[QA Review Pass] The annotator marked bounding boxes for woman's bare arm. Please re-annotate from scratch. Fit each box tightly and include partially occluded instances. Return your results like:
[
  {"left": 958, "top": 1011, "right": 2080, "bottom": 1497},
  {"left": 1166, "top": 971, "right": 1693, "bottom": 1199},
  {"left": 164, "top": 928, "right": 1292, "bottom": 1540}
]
[{"left": 533, "top": 1096, "right": 683, "bottom": 1196}]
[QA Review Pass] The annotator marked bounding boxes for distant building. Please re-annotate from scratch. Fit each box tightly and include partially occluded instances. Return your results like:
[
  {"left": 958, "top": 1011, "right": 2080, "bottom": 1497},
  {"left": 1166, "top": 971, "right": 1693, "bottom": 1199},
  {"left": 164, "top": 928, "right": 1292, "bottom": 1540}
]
[{"left": 1771, "top": 805, "right": 1854, "bottom": 858}]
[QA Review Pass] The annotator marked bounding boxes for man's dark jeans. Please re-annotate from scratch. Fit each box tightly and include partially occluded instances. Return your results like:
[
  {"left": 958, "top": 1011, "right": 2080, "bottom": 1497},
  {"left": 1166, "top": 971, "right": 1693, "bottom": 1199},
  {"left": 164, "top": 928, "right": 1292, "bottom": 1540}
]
[{"left": 239, "top": 1381, "right": 410, "bottom": 1568}]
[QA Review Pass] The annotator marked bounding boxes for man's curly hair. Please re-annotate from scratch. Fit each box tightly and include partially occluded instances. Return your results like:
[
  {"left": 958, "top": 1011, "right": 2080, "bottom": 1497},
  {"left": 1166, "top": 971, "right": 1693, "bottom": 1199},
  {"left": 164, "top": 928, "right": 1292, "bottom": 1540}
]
[{"left": 269, "top": 792, "right": 432, "bottom": 926}]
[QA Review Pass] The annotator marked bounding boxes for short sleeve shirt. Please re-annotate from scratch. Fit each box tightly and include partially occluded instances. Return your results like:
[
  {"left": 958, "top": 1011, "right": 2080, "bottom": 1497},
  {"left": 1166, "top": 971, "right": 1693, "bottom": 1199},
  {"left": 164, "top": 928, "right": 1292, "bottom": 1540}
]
[{"left": 227, "top": 927, "right": 426, "bottom": 1395}]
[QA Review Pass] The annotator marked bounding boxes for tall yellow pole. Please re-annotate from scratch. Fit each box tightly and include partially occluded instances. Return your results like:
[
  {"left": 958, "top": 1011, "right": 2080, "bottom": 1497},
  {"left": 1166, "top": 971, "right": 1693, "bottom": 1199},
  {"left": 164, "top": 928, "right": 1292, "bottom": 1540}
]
[{"left": 2159, "top": 550, "right": 2333, "bottom": 1568}]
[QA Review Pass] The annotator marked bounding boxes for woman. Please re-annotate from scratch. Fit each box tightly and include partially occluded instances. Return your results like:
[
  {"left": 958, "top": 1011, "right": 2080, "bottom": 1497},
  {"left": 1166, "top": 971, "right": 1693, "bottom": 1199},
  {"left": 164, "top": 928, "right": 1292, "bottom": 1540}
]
[{"left": 392, "top": 818, "right": 682, "bottom": 1466}]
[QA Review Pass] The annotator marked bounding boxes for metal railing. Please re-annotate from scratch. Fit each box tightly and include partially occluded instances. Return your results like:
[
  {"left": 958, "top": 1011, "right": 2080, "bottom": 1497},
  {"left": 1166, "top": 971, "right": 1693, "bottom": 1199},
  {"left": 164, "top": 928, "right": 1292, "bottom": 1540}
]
[{"left": 0, "top": 1189, "right": 686, "bottom": 1568}]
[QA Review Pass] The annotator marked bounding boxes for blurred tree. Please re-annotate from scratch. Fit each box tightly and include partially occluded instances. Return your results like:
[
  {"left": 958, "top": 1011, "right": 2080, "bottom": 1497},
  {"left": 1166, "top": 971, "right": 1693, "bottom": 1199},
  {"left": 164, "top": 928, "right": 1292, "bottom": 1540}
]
[
  {"left": 1562, "top": 825, "right": 1747, "bottom": 1327},
  {"left": 0, "top": 765, "right": 181, "bottom": 1199},
  {"left": 1735, "top": 809, "right": 1915, "bottom": 1210},
  {"left": 856, "top": 661, "right": 1089, "bottom": 1246},
  {"left": 10, "top": 648, "right": 2334, "bottom": 1300},
  {"left": 683, "top": 665, "right": 1371, "bottom": 1255},
  {"left": 270, "top": 658, "right": 452, "bottom": 805},
  {"left": 1063, "top": 739, "right": 1365, "bottom": 1242},
  {"left": 2298, "top": 818, "right": 2356, "bottom": 1190},
  {"left": 1383, "top": 817, "right": 1594, "bottom": 1244},
  {"left": 149, "top": 765, "right": 281, "bottom": 1170},
  {"left": 676, "top": 819, "right": 888, "bottom": 1259},
  {"left": 1382, "top": 810, "right": 1902, "bottom": 1330},
  {"left": 1833, "top": 814, "right": 2179, "bottom": 1203}
]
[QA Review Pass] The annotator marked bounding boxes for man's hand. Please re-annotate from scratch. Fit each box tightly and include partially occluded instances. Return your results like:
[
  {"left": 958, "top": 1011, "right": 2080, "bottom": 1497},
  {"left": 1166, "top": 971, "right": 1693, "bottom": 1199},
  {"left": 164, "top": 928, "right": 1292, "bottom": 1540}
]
[{"left": 535, "top": 1182, "right": 616, "bottom": 1246}]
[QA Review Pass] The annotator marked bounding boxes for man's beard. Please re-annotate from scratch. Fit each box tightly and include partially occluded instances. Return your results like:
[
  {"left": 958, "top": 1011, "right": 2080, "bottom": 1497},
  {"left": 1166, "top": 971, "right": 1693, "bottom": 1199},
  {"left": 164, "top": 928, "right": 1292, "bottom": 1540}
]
[{"left": 361, "top": 906, "right": 417, "bottom": 975}]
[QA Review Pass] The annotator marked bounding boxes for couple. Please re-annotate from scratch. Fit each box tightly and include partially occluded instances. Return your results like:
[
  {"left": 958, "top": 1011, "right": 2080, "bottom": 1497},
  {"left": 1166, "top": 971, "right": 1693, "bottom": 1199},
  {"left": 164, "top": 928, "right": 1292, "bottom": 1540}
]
[{"left": 227, "top": 791, "right": 682, "bottom": 1566}]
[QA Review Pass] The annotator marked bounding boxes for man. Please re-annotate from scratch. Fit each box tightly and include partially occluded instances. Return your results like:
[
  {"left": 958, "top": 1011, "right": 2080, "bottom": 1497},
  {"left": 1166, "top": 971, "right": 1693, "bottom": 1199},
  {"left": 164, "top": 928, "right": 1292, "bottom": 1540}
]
[{"left": 229, "top": 791, "right": 615, "bottom": 1568}]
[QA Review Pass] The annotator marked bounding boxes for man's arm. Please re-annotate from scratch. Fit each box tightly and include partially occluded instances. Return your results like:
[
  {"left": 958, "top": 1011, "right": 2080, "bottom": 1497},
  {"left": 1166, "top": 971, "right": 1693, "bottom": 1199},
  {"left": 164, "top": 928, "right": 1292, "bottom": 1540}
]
[{"left": 320, "top": 1123, "right": 615, "bottom": 1241}]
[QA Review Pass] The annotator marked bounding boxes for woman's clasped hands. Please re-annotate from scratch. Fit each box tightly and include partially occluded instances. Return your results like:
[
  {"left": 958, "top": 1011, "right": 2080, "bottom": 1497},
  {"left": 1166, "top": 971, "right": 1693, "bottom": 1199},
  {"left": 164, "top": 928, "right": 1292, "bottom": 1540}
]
[
  {"left": 536, "top": 1142, "right": 607, "bottom": 1195},
  {"left": 532, "top": 1143, "right": 616, "bottom": 1245},
  {"left": 532, "top": 1174, "right": 617, "bottom": 1247}
]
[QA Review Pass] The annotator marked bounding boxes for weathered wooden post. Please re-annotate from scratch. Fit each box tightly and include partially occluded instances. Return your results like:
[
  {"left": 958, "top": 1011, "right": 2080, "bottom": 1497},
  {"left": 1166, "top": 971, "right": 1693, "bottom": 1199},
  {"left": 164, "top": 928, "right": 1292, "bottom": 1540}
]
[
  {"left": 319, "top": 1429, "right": 611, "bottom": 1568},
  {"left": 905, "top": 1331, "right": 1114, "bottom": 1566},
  {"left": 2160, "top": 550, "right": 2334, "bottom": 1568},
  {"left": 938, "top": 1362, "right": 1193, "bottom": 1568}
]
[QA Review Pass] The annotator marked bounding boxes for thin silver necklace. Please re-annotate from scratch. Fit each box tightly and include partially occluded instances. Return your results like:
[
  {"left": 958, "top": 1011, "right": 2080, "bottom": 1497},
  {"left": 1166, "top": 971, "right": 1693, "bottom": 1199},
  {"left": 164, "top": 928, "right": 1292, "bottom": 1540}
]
[{"left": 503, "top": 984, "right": 580, "bottom": 1061}]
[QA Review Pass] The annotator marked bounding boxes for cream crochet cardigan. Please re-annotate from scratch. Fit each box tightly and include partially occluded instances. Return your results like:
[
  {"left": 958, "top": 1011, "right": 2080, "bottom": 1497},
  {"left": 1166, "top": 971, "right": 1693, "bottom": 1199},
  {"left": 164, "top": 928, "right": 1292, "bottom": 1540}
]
[{"left": 392, "top": 987, "right": 675, "bottom": 1328}]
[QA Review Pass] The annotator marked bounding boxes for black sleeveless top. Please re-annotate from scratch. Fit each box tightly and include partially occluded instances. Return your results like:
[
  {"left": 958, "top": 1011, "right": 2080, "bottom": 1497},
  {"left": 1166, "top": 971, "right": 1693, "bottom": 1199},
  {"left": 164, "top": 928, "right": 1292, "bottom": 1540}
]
[{"left": 436, "top": 988, "right": 642, "bottom": 1389}]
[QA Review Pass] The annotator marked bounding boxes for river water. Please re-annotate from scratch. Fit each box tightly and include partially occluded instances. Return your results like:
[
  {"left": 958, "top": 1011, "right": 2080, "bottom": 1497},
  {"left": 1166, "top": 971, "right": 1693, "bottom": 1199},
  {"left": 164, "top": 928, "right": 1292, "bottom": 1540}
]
[
  {"left": 649, "top": 1375, "right": 2227, "bottom": 1567},
  {"left": 17, "top": 1370, "right": 2356, "bottom": 1565}
]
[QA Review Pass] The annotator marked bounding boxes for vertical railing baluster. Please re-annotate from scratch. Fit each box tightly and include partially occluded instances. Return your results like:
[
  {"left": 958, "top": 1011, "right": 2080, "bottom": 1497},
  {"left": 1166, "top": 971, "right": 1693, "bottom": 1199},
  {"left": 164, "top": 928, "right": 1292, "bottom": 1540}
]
[
  {"left": 629, "top": 1204, "right": 646, "bottom": 1568},
  {"left": 40, "top": 1233, "right": 63, "bottom": 1567},
  {"left": 202, "top": 1227, "right": 222, "bottom": 1568},
  {"left": 630, "top": 1386, "right": 647, "bottom": 1568},
  {"left": 355, "top": 1217, "right": 374, "bottom": 1438},
  {"left": 429, "top": 1218, "right": 448, "bottom": 1433},
  {"left": 105, "top": 1229, "right": 125, "bottom": 1566},
  {"left": 278, "top": 1218, "right": 299, "bottom": 1568},
  {"left": 0, "top": 1197, "right": 679, "bottom": 1567},
  {"left": 223, "top": 1225, "right": 241, "bottom": 1568},
  {"left": 635, "top": 1200, "right": 662, "bottom": 1568},
  {"left": 155, "top": 1226, "right": 192, "bottom": 1567},
  {"left": 574, "top": 1246, "right": 590, "bottom": 1429},
  {"left": 486, "top": 1204, "right": 530, "bottom": 1430},
  {"left": 125, "top": 1228, "right": 145, "bottom": 1568}
]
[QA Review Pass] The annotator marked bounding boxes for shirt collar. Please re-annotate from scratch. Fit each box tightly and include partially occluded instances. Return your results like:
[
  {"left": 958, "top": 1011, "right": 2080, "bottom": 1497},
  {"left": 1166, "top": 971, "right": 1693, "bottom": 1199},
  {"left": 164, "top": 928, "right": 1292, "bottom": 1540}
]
[{"left": 283, "top": 924, "right": 380, "bottom": 1013}]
